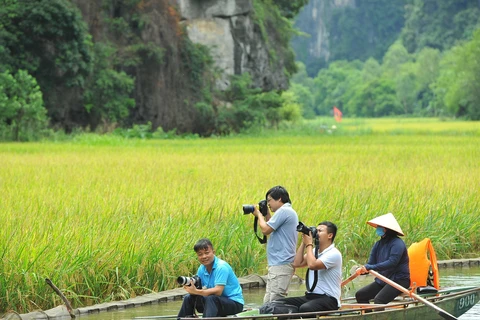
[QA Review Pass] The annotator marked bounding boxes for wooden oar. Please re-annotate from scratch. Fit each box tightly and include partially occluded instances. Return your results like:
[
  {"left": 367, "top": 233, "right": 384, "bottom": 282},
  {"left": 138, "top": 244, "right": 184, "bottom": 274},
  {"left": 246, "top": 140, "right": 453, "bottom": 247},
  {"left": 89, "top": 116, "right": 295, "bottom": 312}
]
[
  {"left": 341, "top": 272, "right": 359, "bottom": 287},
  {"left": 368, "top": 270, "right": 458, "bottom": 320}
]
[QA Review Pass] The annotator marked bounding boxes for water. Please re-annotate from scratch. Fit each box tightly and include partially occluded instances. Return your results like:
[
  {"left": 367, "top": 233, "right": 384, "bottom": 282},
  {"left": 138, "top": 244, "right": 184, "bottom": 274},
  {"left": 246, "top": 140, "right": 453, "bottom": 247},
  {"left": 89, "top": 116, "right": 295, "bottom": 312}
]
[{"left": 80, "top": 266, "right": 480, "bottom": 320}]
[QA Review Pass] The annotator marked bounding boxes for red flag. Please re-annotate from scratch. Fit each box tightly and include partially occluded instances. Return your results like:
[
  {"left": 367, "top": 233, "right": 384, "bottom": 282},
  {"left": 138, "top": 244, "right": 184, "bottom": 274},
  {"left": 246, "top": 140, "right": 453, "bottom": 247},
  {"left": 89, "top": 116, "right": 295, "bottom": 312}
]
[{"left": 333, "top": 106, "right": 342, "bottom": 122}]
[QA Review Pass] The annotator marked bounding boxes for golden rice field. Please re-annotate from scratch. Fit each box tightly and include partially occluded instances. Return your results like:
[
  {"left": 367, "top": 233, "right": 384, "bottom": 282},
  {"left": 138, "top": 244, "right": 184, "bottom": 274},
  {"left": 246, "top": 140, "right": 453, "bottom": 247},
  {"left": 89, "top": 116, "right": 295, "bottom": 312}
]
[{"left": 1, "top": 118, "right": 479, "bottom": 313}]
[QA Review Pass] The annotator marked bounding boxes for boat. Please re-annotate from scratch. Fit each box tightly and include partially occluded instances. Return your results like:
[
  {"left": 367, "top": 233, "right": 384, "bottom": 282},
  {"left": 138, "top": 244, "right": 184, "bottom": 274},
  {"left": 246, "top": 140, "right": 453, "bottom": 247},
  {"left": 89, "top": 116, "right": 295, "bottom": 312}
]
[
  {"left": 232, "top": 286, "right": 480, "bottom": 320},
  {"left": 135, "top": 239, "right": 479, "bottom": 320},
  {"left": 134, "top": 286, "right": 480, "bottom": 320}
]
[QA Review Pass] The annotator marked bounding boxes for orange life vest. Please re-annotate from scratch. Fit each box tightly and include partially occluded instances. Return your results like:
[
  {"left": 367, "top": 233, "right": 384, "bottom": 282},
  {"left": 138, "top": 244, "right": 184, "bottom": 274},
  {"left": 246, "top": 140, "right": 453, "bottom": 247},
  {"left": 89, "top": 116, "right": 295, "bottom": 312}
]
[{"left": 407, "top": 238, "right": 440, "bottom": 289}]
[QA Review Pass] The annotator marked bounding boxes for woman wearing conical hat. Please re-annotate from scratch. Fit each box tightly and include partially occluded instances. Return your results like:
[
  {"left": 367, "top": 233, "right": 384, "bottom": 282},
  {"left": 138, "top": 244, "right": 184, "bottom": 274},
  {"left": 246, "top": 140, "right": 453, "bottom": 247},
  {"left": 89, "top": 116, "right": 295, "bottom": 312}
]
[{"left": 355, "top": 213, "right": 410, "bottom": 306}]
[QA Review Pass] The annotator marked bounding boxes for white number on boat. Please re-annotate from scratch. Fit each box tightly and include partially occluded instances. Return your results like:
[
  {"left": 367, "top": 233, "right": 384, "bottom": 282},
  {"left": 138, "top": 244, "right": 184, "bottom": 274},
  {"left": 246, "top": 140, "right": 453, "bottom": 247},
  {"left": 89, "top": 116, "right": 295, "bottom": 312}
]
[{"left": 457, "top": 294, "right": 478, "bottom": 310}]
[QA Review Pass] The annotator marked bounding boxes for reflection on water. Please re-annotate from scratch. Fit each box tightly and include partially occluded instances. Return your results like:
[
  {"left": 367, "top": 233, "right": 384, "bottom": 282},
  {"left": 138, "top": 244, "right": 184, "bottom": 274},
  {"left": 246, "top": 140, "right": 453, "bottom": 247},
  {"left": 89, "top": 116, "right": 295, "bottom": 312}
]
[{"left": 81, "top": 266, "right": 480, "bottom": 320}]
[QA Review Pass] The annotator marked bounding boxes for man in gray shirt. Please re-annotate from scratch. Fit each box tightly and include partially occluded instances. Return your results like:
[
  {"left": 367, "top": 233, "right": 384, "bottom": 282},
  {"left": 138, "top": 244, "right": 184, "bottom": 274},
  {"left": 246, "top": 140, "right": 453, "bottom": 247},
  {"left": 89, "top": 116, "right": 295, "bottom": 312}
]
[{"left": 253, "top": 185, "right": 299, "bottom": 302}]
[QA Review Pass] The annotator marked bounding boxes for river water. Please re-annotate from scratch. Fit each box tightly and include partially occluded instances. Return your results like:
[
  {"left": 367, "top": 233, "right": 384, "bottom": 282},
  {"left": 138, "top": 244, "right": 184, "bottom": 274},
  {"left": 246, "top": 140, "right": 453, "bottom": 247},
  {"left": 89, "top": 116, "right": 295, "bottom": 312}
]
[{"left": 80, "top": 266, "right": 480, "bottom": 320}]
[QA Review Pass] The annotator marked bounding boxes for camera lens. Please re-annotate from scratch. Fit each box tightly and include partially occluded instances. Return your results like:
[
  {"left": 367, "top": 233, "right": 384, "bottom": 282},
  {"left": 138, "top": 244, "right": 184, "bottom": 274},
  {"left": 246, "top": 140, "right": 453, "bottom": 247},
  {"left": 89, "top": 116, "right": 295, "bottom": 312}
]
[
  {"left": 177, "top": 276, "right": 189, "bottom": 286},
  {"left": 242, "top": 205, "right": 255, "bottom": 214}
]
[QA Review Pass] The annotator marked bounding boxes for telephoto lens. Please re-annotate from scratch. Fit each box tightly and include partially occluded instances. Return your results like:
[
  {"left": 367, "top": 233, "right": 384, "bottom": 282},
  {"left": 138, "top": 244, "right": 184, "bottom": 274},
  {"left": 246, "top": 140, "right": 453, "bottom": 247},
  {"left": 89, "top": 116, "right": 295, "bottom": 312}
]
[
  {"left": 177, "top": 276, "right": 192, "bottom": 286},
  {"left": 177, "top": 275, "right": 202, "bottom": 289},
  {"left": 242, "top": 205, "right": 255, "bottom": 214}
]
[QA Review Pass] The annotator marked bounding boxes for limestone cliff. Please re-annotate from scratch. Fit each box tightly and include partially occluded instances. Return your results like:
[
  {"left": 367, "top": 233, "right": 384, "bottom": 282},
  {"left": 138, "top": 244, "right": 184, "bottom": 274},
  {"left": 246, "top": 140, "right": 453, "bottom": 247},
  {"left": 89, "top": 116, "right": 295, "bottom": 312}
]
[
  {"left": 292, "top": 0, "right": 355, "bottom": 73},
  {"left": 177, "top": 0, "right": 289, "bottom": 91},
  {"left": 72, "top": 0, "right": 291, "bottom": 133}
]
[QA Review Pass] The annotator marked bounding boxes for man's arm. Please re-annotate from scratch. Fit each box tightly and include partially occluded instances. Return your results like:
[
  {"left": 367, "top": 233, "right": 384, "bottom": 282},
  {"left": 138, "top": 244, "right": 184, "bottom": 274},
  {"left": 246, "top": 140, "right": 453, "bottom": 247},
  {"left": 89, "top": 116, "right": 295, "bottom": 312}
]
[
  {"left": 253, "top": 208, "right": 274, "bottom": 235},
  {"left": 183, "top": 283, "right": 224, "bottom": 296},
  {"left": 292, "top": 242, "right": 308, "bottom": 268},
  {"left": 299, "top": 233, "right": 327, "bottom": 270}
]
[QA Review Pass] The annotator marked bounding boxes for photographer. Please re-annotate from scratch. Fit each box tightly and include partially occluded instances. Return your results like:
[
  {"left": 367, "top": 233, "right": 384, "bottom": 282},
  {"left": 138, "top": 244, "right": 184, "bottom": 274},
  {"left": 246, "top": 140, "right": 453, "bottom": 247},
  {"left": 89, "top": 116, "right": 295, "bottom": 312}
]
[
  {"left": 265, "top": 221, "right": 342, "bottom": 313},
  {"left": 252, "top": 185, "right": 298, "bottom": 303},
  {"left": 177, "top": 238, "right": 244, "bottom": 319}
]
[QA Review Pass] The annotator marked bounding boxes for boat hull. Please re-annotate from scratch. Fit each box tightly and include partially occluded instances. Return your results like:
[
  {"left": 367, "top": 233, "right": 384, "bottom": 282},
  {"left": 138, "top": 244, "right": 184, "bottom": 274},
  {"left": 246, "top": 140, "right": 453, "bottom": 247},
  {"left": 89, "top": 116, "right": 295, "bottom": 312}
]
[{"left": 231, "top": 287, "right": 480, "bottom": 320}]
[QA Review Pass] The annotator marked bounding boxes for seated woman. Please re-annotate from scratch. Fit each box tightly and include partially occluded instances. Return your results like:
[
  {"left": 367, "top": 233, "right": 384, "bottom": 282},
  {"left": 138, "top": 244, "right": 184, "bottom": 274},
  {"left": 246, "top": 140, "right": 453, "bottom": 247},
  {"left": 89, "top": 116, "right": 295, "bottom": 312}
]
[{"left": 355, "top": 213, "right": 410, "bottom": 305}]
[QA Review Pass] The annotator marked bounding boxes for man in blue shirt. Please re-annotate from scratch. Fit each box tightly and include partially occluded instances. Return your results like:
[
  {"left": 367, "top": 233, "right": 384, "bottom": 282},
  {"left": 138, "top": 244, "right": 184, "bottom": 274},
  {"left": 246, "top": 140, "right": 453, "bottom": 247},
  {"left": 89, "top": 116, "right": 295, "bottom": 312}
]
[
  {"left": 253, "top": 185, "right": 299, "bottom": 302},
  {"left": 177, "top": 238, "right": 244, "bottom": 318}
]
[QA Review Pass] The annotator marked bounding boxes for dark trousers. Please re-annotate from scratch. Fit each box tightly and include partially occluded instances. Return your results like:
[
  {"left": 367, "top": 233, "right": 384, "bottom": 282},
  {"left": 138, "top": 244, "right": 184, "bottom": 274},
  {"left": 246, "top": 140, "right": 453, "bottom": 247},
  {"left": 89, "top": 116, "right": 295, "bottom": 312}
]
[
  {"left": 277, "top": 293, "right": 339, "bottom": 313},
  {"left": 177, "top": 294, "right": 243, "bottom": 318},
  {"left": 355, "top": 278, "right": 410, "bottom": 304}
]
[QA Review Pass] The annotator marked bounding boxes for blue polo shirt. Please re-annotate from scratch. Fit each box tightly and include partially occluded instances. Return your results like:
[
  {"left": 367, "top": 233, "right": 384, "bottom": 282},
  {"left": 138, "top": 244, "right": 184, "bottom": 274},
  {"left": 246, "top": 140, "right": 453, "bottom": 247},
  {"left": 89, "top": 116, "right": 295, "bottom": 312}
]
[{"left": 197, "top": 256, "right": 244, "bottom": 305}]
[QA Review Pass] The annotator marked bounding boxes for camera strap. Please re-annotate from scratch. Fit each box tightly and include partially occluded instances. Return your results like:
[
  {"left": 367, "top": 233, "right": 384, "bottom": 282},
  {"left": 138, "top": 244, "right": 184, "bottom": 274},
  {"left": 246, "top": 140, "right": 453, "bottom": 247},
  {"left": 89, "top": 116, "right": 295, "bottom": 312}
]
[
  {"left": 254, "top": 217, "right": 267, "bottom": 244},
  {"left": 305, "top": 244, "right": 319, "bottom": 292}
]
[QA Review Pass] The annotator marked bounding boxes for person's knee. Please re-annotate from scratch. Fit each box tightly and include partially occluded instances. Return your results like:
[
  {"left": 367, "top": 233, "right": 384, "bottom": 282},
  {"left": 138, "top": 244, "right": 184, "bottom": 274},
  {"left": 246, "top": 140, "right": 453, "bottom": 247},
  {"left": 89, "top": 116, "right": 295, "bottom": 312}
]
[
  {"left": 203, "top": 295, "right": 215, "bottom": 302},
  {"left": 373, "top": 295, "right": 391, "bottom": 304},
  {"left": 298, "top": 304, "right": 314, "bottom": 313}
]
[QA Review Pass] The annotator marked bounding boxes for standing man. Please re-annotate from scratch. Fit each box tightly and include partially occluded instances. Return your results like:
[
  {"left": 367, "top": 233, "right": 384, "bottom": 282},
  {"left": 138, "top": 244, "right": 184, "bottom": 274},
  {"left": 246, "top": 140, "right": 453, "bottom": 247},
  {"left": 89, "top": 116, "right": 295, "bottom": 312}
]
[
  {"left": 177, "top": 238, "right": 244, "bottom": 318},
  {"left": 267, "top": 221, "right": 342, "bottom": 313},
  {"left": 252, "top": 185, "right": 299, "bottom": 303}
]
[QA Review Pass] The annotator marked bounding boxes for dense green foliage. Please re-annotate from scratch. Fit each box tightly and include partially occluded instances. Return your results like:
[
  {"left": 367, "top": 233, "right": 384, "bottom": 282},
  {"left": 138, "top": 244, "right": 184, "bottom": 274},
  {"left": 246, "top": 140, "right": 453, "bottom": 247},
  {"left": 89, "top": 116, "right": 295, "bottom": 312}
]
[
  {"left": 289, "top": 0, "right": 480, "bottom": 120},
  {"left": 1, "top": 0, "right": 479, "bottom": 136},
  {"left": 0, "top": 0, "right": 92, "bottom": 128},
  {"left": 274, "top": 0, "right": 310, "bottom": 19},
  {"left": 292, "top": 0, "right": 406, "bottom": 77},
  {"left": 0, "top": 70, "right": 49, "bottom": 141},
  {"left": 83, "top": 43, "right": 136, "bottom": 129},
  {"left": 0, "top": 0, "right": 304, "bottom": 140},
  {"left": 328, "top": 0, "right": 405, "bottom": 62},
  {"left": 434, "top": 29, "right": 480, "bottom": 120},
  {"left": 289, "top": 28, "right": 480, "bottom": 120},
  {"left": 401, "top": 0, "right": 480, "bottom": 53}
]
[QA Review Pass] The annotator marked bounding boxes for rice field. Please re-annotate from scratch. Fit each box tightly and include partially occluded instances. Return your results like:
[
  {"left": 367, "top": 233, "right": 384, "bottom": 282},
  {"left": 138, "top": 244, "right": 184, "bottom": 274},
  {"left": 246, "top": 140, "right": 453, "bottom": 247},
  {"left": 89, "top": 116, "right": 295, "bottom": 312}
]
[{"left": 1, "top": 118, "right": 479, "bottom": 313}]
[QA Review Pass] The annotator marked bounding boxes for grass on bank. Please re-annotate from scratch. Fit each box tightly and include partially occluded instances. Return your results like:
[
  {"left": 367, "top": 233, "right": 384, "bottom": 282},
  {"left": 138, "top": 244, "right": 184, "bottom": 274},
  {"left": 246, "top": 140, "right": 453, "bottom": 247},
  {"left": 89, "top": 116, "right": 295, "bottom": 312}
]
[{"left": 0, "top": 117, "right": 479, "bottom": 313}]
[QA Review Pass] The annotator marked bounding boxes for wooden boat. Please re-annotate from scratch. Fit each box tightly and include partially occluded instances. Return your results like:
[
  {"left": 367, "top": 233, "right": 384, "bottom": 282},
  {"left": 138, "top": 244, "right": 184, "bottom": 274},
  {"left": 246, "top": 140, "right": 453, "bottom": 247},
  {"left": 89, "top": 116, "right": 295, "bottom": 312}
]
[
  {"left": 135, "top": 286, "right": 480, "bottom": 320},
  {"left": 229, "top": 286, "right": 480, "bottom": 320}
]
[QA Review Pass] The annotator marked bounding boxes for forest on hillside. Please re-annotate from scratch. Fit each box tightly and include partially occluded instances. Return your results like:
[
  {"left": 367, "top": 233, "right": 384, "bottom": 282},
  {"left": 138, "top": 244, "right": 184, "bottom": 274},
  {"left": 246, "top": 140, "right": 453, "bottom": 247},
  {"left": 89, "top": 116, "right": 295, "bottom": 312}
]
[
  {"left": 290, "top": 0, "right": 480, "bottom": 120},
  {"left": 1, "top": 0, "right": 480, "bottom": 142}
]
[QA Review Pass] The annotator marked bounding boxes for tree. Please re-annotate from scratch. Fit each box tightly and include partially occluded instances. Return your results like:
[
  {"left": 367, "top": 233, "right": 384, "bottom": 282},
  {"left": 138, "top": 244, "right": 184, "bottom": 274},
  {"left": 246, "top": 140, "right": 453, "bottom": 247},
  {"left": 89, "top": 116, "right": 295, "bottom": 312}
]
[
  {"left": 434, "top": 29, "right": 480, "bottom": 119},
  {"left": 414, "top": 47, "right": 441, "bottom": 115},
  {"left": 0, "top": 70, "right": 48, "bottom": 141},
  {"left": 327, "top": 0, "right": 405, "bottom": 62},
  {"left": 395, "top": 62, "right": 417, "bottom": 114},
  {"left": 288, "top": 83, "right": 315, "bottom": 119},
  {"left": 346, "top": 78, "right": 402, "bottom": 117},
  {"left": 274, "top": 0, "right": 310, "bottom": 19},
  {"left": 0, "top": 0, "right": 92, "bottom": 128},
  {"left": 401, "top": 0, "right": 480, "bottom": 53},
  {"left": 382, "top": 41, "right": 412, "bottom": 79},
  {"left": 83, "top": 43, "right": 135, "bottom": 130},
  {"left": 312, "top": 60, "right": 362, "bottom": 115}
]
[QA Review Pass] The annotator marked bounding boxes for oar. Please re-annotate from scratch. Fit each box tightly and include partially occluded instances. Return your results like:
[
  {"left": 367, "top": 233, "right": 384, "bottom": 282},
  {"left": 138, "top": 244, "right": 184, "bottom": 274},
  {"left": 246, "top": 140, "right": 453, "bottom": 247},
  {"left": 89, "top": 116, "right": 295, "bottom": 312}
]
[
  {"left": 341, "top": 271, "right": 359, "bottom": 287},
  {"left": 368, "top": 270, "right": 458, "bottom": 320}
]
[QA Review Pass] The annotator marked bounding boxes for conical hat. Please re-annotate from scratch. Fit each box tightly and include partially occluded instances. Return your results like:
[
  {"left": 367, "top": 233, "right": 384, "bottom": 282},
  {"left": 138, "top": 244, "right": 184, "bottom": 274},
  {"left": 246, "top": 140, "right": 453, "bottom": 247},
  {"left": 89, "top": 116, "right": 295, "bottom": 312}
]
[{"left": 367, "top": 212, "right": 404, "bottom": 236}]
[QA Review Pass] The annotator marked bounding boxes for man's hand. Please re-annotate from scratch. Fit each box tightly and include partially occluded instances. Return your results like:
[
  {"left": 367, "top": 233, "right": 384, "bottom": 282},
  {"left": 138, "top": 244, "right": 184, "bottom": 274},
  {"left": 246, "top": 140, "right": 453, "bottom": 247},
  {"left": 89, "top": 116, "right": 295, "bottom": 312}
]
[
  {"left": 302, "top": 232, "right": 313, "bottom": 247},
  {"left": 252, "top": 206, "right": 261, "bottom": 218},
  {"left": 183, "top": 279, "right": 200, "bottom": 294}
]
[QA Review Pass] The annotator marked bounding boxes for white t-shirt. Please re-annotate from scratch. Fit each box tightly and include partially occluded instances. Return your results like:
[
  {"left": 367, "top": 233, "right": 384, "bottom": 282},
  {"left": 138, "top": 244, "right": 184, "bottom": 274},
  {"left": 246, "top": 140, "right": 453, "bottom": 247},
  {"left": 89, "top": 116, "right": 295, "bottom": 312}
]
[{"left": 306, "top": 243, "right": 342, "bottom": 307}]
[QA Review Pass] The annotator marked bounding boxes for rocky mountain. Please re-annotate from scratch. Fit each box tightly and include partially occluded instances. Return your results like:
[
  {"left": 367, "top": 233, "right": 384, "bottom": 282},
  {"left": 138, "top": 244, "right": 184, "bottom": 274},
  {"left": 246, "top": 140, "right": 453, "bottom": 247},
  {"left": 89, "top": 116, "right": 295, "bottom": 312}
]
[{"left": 70, "top": 0, "right": 292, "bottom": 133}]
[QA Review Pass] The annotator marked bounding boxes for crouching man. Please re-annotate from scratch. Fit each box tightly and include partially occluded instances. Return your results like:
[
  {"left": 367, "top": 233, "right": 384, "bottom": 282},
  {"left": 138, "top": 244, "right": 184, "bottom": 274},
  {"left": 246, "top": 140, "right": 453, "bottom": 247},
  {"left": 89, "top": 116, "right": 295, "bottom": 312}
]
[{"left": 177, "top": 238, "right": 244, "bottom": 319}]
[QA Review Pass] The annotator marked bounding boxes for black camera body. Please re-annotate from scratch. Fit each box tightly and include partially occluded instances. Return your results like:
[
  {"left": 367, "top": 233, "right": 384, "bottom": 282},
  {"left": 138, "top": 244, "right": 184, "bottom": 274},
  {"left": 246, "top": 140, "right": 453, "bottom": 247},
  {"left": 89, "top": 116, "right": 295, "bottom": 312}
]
[
  {"left": 242, "top": 199, "right": 268, "bottom": 216},
  {"left": 177, "top": 275, "right": 202, "bottom": 289},
  {"left": 297, "top": 221, "right": 318, "bottom": 240}
]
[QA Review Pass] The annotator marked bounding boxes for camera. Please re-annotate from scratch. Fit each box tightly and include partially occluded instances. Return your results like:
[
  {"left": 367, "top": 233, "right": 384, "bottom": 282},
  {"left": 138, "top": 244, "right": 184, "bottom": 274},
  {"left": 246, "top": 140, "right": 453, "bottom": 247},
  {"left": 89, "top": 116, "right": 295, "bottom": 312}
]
[
  {"left": 242, "top": 199, "right": 268, "bottom": 216},
  {"left": 177, "top": 275, "right": 202, "bottom": 289},
  {"left": 296, "top": 221, "right": 318, "bottom": 239}
]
